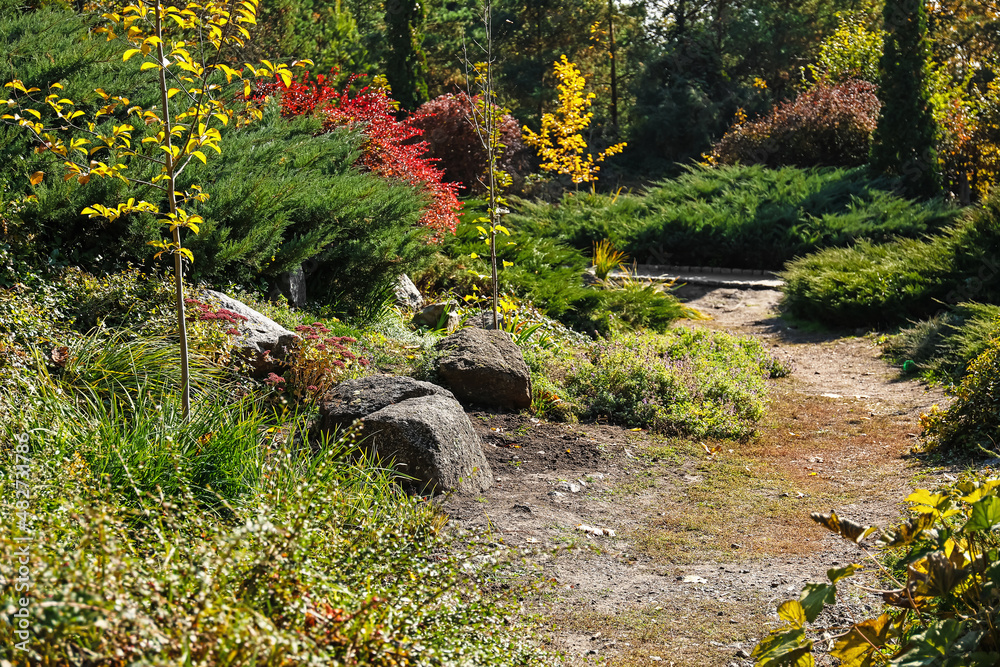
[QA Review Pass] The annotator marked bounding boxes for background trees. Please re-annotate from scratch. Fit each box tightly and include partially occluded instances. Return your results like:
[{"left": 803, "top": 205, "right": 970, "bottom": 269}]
[{"left": 870, "top": 0, "right": 941, "bottom": 197}]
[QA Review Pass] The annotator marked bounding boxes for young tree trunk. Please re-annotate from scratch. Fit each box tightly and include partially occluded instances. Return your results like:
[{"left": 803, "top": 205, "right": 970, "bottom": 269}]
[{"left": 156, "top": 1, "right": 191, "bottom": 417}]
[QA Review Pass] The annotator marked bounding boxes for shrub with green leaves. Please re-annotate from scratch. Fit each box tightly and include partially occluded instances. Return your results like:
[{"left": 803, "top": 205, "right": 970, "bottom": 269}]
[
  {"left": 755, "top": 477, "right": 1000, "bottom": 666},
  {"left": 921, "top": 332, "right": 1000, "bottom": 457},
  {"left": 565, "top": 328, "right": 788, "bottom": 440},
  {"left": 427, "top": 202, "right": 691, "bottom": 335},
  {"left": 0, "top": 7, "right": 434, "bottom": 316},
  {"left": 781, "top": 193, "right": 1000, "bottom": 328}
]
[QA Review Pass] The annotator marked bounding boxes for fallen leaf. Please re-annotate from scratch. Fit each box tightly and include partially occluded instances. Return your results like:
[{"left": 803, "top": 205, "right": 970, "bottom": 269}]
[{"left": 51, "top": 346, "right": 69, "bottom": 367}]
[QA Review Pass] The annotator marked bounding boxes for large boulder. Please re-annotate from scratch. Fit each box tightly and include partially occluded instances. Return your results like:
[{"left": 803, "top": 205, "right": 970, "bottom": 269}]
[
  {"left": 203, "top": 290, "right": 299, "bottom": 377},
  {"left": 436, "top": 328, "right": 532, "bottom": 410},
  {"left": 394, "top": 274, "right": 424, "bottom": 310},
  {"left": 411, "top": 301, "right": 460, "bottom": 332},
  {"left": 318, "top": 375, "right": 493, "bottom": 494}
]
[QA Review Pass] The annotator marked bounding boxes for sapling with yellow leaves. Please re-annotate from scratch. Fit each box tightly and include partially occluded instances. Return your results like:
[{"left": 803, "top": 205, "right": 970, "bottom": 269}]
[
  {"left": 1, "top": 0, "right": 309, "bottom": 416},
  {"left": 522, "top": 55, "right": 626, "bottom": 185},
  {"left": 464, "top": 0, "right": 514, "bottom": 329}
]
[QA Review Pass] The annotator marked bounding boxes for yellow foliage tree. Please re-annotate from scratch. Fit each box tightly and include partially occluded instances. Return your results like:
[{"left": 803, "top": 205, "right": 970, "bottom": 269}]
[
  {"left": 522, "top": 55, "right": 626, "bottom": 184},
  {"left": 2, "top": 0, "right": 308, "bottom": 415}
]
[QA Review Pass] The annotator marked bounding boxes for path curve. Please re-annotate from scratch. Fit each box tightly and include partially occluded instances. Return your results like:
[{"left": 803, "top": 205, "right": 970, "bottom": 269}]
[{"left": 446, "top": 285, "right": 951, "bottom": 666}]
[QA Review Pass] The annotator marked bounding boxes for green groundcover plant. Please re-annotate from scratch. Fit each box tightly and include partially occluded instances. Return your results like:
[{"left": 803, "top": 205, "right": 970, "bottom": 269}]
[
  {"left": 884, "top": 302, "right": 1000, "bottom": 384},
  {"left": 508, "top": 163, "right": 960, "bottom": 271},
  {"left": 562, "top": 328, "right": 790, "bottom": 440},
  {"left": 920, "top": 331, "right": 1000, "bottom": 458},
  {"left": 0, "top": 336, "right": 544, "bottom": 665},
  {"left": 781, "top": 191, "right": 1000, "bottom": 328},
  {"left": 755, "top": 475, "right": 1000, "bottom": 666}
]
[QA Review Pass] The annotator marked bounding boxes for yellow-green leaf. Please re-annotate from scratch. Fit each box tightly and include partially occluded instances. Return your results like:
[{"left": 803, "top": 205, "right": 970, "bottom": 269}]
[
  {"left": 778, "top": 600, "right": 806, "bottom": 629},
  {"left": 140, "top": 62, "right": 160, "bottom": 72},
  {"left": 828, "top": 564, "right": 859, "bottom": 584},
  {"left": 469, "top": 252, "right": 479, "bottom": 259},
  {"left": 190, "top": 150, "right": 207, "bottom": 164},
  {"left": 752, "top": 628, "right": 814, "bottom": 667},
  {"left": 830, "top": 614, "right": 895, "bottom": 667},
  {"left": 123, "top": 48, "right": 142, "bottom": 61},
  {"left": 167, "top": 88, "right": 181, "bottom": 98}
]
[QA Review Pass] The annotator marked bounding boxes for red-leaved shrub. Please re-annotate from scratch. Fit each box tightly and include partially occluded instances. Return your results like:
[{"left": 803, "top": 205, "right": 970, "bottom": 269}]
[
  {"left": 409, "top": 93, "right": 531, "bottom": 194},
  {"left": 259, "top": 72, "right": 461, "bottom": 239},
  {"left": 710, "top": 79, "right": 881, "bottom": 169}
]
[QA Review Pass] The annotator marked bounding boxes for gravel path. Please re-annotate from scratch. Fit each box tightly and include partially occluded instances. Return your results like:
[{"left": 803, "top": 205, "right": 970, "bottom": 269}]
[{"left": 445, "top": 286, "right": 953, "bottom": 666}]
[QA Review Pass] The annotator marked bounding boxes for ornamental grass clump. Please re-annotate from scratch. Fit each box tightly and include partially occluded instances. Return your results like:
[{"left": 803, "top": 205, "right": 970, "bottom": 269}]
[
  {"left": 567, "top": 328, "right": 788, "bottom": 440},
  {"left": 592, "top": 238, "right": 628, "bottom": 282}
]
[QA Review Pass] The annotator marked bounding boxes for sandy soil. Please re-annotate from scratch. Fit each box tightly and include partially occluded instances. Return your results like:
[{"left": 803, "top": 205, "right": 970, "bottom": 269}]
[{"left": 443, "top": 287, "right": 955, "bottom": 666}]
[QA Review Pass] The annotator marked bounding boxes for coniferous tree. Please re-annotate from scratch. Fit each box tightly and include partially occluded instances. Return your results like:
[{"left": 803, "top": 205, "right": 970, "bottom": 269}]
[
  {"left": 384, "top": 0, "right": 429, "bottom": 110},
  {"left": 870, "top": 0, "right": 940, "bottom": 197}
]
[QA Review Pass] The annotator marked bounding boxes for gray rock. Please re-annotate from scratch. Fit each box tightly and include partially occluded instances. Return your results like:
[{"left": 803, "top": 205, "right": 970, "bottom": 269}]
[
  {"left": 464, "top": 310, "right": 503, "bottom": 329},
  {"left": 318, "top": 375, "right": 452, "bottom": 427},
  {"left": 394, "top": 274, "right": 424, "bottom": 310},
  {"left": 318, "top": 376, "right": 492, "bottom": 494},
  {"left": 412, "top": 301, "right": 460, "bottom": 331},
  {"left": 436, "top": 328, "right": 532, "bottom": 410},
  {"left": 203, "top": 290, "right": 298, "bottom": 377},
  {"left": 268, "top": 264, "right": 307, "bottom": 308}
]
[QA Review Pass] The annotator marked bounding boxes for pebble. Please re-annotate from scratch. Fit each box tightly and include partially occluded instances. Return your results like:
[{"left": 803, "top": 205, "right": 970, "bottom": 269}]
[{"left": 556, "top": 481, "right": 582, "bottom": 493}]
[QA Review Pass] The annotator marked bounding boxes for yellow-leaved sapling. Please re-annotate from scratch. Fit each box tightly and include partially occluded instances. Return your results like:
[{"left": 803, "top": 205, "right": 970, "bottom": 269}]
[{"left": 2, "top": 0, "right": 309, "bottom": 415}]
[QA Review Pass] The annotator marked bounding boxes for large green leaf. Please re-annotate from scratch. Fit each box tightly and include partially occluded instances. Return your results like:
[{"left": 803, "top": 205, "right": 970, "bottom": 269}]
[
  {"left": 889, "top": 619, "right": 986, "bottom": 667},
  {"left": 799, "top": 583, "right": 836, "bottom": 623},
  {"left": 963, "top": 496, "right": 1000, "bottom": 533},
  {"left": 752, "top": 627, "right": 815, "bottom": 667}
]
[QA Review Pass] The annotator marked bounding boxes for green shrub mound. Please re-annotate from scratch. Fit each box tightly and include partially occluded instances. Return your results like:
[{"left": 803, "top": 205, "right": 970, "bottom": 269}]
[
  {"left": 428, "top": 204, "right": 692, "bottom": 335},
  {"left": 565, "top": 328, "right": 789, "bottom": 440},
  {"left": 781, "top": 194, "right": 1000, "bottom": 328},
  {"left": 755, "top": 476, "right": 1000, "bottom": 666},
  {"left": 885, "top": 302, "right": 1000, "bottom": 383},
  {"left": 509, "top": 164, "right": 960, "bottom": 271},
  {"left": 1, "top": 8, "right": 434, "bottom": 318},
  {"left": 922, "top": 332, "right": 1000, "bottom": 457}
]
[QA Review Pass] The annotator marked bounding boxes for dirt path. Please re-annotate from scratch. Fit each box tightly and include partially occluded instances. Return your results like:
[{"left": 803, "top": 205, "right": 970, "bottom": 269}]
[{"left": 444, "top": 287, "right": 953, "bottom": 666}]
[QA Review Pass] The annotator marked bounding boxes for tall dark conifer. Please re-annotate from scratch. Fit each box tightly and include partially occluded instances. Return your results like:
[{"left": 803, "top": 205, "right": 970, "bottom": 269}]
[
  {"left": 870, "top": 0, "right": 940, "bottom": 198},
  {"left": 385, "top": 0, "right": 429, "bottom": 111}
]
